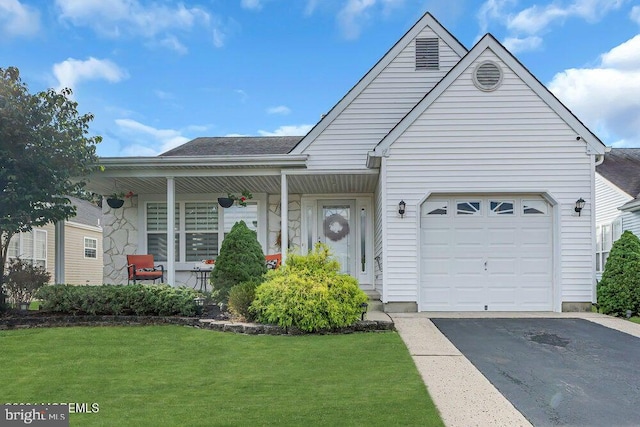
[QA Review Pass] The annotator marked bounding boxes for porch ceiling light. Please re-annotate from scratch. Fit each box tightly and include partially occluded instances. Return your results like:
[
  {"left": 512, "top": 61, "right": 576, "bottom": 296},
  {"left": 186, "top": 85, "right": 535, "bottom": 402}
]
[
  {"left": 399, "top": 200, "right": 406, "bottom": 218},
  {"left": 574, "top": 198, "right": 585, "bottom": 216}
]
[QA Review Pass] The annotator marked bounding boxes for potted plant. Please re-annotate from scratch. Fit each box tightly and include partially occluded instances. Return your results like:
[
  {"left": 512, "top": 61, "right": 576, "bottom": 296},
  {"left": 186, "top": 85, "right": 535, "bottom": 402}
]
[
  {"left": 106, "top": 191, "right": 134, "bottom": 208},
  {"left": 218, "top": 190, "right": 253, "bottom": 208}
]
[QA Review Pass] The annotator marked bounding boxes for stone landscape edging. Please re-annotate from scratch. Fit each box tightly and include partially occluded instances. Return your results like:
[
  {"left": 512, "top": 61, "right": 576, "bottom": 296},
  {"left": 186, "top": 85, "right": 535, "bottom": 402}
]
[{"left": 0, "top": 314, "right": 394, "bottom": 335}]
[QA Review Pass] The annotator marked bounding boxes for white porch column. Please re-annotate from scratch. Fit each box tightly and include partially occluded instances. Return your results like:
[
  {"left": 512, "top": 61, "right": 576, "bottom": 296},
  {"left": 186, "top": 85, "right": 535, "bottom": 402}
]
[
  {"left": 281, "top": 172, "right": 288, "bottom": 265},
  {"left": 54, "top": 221, "right": 65, "bottom": 284},
  {"left": 166, "top": 177, "right": 176, "bottom": 285}
]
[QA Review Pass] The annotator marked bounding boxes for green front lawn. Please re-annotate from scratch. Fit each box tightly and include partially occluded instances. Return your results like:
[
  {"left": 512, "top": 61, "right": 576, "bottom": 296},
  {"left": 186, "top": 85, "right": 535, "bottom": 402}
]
[{"left": 0, "top": 326, "right": 443, "bottom": 426}]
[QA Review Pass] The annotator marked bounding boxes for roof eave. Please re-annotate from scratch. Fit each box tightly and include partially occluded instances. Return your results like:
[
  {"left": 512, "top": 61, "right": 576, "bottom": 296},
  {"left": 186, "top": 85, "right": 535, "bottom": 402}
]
[{"left": 98, "top": 154, "right": 308, "bottom": 169}]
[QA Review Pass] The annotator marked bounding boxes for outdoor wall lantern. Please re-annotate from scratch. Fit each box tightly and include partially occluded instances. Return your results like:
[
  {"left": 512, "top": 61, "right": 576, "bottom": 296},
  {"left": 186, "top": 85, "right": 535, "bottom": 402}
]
[
  {"left": 398, "top": 200, "right": 406, "bottom": 218},
  {"left": 574, "top": 198, "right": 586, "bottom": 216}
]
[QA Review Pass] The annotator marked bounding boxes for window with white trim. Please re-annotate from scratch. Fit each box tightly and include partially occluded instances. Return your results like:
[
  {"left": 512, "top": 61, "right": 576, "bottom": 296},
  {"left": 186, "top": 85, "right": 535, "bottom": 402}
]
[
  {"left": 84, "top": 237, "right": 97, "bottom": 259},
  {"left": 7, "top": 230, "right": 47, "bottom": 268},
  {"left": 596, "top": 218, "right": 623, "bottom": 273},
  {"left": 145, "top": 201, "right": 259, "bottom": 263}
]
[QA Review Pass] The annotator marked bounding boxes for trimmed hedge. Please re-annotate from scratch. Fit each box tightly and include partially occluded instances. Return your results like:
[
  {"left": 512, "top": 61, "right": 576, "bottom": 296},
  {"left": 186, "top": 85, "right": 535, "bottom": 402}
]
[
  {"left": 251, "top": 244, "right": 368, "bottom": 332},
  {"left": 36, "top": 284, "right": 200, "bottom": 316},
  {"left": 210, "top": 220, "right": 266, "bottom": 304},
  {"left": 597, "top": 230, "right": 640, "bottom": 316}
]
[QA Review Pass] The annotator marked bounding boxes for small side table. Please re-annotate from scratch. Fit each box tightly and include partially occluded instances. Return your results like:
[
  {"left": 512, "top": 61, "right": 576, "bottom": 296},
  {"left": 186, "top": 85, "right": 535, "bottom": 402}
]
[{"left": 192, "top": 267, "right": 213, "bottom": 292}]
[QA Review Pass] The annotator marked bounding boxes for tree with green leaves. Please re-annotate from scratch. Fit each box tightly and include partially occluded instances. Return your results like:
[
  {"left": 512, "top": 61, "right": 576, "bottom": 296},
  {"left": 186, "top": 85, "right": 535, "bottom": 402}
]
[
  {"left": 0, "top": 66, "right": 101, "bottom": 288},
  {"left": 597, "top": 230, "right": 640, "bottom": 316},
  {"left": 210, "top": 221, "right": 266, "bottom": 303}
]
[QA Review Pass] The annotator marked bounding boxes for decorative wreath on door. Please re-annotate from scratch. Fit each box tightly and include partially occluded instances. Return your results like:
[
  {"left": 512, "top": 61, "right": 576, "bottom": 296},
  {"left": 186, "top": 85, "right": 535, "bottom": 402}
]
[{"left": 323, "top": 213, "right": 350, "bottom": 242}]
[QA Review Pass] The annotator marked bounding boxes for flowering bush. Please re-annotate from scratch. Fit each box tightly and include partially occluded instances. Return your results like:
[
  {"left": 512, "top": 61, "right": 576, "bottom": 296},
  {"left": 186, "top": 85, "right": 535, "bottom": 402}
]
[{"left": 228, "top": 190, "right": 253, "bottom": 207}]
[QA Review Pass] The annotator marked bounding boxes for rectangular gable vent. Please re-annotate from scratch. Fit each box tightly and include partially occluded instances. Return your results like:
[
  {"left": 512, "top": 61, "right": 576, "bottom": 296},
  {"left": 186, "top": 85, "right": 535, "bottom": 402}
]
[{"left": 416, "top": 37, "right": 439, "bottom": 70}]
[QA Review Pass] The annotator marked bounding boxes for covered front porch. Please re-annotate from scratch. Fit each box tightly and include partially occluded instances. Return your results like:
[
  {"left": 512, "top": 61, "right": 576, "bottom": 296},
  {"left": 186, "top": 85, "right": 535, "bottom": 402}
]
[{"left": 85, "top": 155, "right": 379, "bottom": 290}]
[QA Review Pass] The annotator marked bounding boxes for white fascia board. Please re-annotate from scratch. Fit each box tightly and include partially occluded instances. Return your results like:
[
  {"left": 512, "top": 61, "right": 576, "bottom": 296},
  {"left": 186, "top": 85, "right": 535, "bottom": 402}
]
[
  {"left": 373, "top": 34, "right": 607, "bottom": 156},
  {"left": 620, "top": 199, "right": 640, "bottom": 212},
  {"left": 289, "top": 12, "right": 468, "bottom": 155},
  {"left": 99, "top": 154, "right": 308, "bottom": 169},
  {"left": 65, "top": 221, "right": 102, "bottom": 233}
]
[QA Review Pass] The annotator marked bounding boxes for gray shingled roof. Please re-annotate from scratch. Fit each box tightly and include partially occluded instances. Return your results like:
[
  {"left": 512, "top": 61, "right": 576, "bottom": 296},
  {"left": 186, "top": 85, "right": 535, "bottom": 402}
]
[
  {"left": 596, "top": 148, "right": 640, "bottom": 198},
  {"left": 68, "top": 196, "right": 102, "bottom": 228},
  {"left": 160, "top": 136, "right": 304, "bottom": 157}
]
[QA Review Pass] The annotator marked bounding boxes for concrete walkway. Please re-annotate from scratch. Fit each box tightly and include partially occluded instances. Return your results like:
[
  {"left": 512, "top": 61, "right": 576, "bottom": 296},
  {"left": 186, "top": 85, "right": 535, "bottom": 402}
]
[{"left": 381, "top": 311, "right": 640, "bottom": 427}]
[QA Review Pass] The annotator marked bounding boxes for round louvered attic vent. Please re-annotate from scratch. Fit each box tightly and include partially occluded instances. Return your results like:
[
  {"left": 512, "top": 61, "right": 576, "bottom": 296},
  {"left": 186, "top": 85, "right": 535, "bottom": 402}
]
[{"left": 473, "top": 61, "right": 503, "bottom": 91}]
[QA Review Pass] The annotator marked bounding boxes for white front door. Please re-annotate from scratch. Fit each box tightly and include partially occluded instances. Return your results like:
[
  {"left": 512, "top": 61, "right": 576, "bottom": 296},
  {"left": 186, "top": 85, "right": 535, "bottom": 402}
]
[
  {"left": 420, "top": 195, "right": 553, "bottom": 311},
  {"left": 317, "top": 200, "right": 356, "bottom": 275}
]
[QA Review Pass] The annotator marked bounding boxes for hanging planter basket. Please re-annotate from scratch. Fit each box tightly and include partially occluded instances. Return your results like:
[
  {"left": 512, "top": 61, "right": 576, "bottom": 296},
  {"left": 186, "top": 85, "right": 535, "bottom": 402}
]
[
  {"left": 106, "top": 198, "right": 125, "bottom": 209},
  {"left": 218, "top": 197, "right": 234, "bottom": 208}
]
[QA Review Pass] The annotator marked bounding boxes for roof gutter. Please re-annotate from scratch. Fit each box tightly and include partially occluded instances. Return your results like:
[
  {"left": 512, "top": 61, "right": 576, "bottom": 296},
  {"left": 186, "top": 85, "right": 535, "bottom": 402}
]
[{"left": 97, "top": 154, "right": 308, "bottom": 169}]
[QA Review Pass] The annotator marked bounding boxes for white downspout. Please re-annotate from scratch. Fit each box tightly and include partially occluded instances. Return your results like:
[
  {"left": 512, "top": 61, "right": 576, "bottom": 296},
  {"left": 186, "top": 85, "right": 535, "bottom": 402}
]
[
  {"left": 166, "top": 177, "right": 175, "bottom": 285},
  {"left": 281, "top": 172, "right": 288, "bottom": 265}
]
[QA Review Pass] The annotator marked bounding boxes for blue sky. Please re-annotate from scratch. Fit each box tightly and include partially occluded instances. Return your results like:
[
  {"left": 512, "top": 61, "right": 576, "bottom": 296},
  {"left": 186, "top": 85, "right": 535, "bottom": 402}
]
[{"left": 1, "top": 0, "right": 639, "bottom": 157}]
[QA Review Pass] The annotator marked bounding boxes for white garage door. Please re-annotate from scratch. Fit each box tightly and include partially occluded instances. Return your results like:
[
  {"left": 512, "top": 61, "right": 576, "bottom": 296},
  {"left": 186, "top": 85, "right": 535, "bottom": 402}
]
[{"left": 420, "top": 195, "right": 553, "bottom": 311}]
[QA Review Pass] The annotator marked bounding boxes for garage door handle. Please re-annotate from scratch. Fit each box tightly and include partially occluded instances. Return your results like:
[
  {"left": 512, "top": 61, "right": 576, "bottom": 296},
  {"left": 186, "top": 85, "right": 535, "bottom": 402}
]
[{"left": 484, "top": 261, "right": 488, "bottom": 271}]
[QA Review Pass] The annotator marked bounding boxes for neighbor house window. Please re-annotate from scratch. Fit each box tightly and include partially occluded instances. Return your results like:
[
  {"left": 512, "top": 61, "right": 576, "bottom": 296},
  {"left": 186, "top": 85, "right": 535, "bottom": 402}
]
[
  {"left": 596, "top": 219, "right": 622, "bottom": 273},
  {"left": 6, "top": 229, "right": 47, "bottom": 268},
  {"left": 84, "top": 237, "right": 97, "bottom": 259}
]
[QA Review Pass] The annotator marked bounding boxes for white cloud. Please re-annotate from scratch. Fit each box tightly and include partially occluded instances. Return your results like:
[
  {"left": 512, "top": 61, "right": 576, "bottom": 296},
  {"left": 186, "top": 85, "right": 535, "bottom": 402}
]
[
  {"left": 478, "top": 0, "right": 626, "bottom": 53},
  {"left": 337, "top": 0, "right": 376, "bottom": 40},
  {"left": 115, "top": 118, "right": 190, "bottom": 155},
  {"left": 632, "top": 5, "right": 640, "bottom": 24},
  {"left": 241, "top": 0, "right": 263, "bottom": 11},
  {"left": 502, "top": 35, "right": 542, "bottom": 53},
  {"left": 267, "top": 105, "right": 291, "bottom": 115},
  {"left": 158, "top": 35, "right": 188, "bottom": 54},
  {"left": 507, "top": 0, "right": 626, "bottom": 35},
  {"left": 549, "top": 36, "right": 640, "bottom": 147},
  {"left": 0, "top": 0, "right": 40, "bottom": 38},
  {"left": 55, "top": 0, "right": 213, "bottom": 50},
  {"left": 53, "top": 57, "right": 128, "bottom": 91},
  {"left": 258, "top": 124, "right": 313, "bottom": 136}
]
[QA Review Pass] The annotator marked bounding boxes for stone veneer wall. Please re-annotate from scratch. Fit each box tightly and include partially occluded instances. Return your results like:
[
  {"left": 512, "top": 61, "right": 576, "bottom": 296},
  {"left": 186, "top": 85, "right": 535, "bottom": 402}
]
[
  {"left": 268, "top": 194, "right": 301, "bottom": 255},
  {"left": 102, "top": 197, "right": 139, "bottom": 284}
]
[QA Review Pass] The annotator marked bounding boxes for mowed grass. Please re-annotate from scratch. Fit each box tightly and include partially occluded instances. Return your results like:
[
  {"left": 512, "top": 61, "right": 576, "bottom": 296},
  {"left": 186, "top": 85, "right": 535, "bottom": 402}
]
[{"left": 0, "top": 326, "right": 443, "bottom": 427}]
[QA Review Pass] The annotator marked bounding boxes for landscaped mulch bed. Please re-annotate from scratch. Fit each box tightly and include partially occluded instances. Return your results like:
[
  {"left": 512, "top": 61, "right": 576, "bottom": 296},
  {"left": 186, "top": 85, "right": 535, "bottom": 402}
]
[{"left": 0, "top": 311, "right": 394, "bottom": 335}]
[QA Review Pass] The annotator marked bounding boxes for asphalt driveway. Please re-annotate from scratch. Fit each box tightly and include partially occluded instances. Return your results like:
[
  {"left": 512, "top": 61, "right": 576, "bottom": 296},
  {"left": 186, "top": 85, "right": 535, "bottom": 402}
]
[{"left": 431, "top": 318, "right": 640, "bottom": 427}]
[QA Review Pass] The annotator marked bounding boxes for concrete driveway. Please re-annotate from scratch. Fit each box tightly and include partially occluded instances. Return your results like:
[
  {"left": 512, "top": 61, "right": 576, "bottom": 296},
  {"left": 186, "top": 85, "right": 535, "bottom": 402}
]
[{"left": 390, "top": 312, "right": 640, "bottom": 427}]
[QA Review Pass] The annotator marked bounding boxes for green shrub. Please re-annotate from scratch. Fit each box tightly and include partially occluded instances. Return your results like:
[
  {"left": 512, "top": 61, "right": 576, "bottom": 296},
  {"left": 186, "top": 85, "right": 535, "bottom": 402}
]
[
  {"left": 597, "top": 230, "right": 640, "bottom": 316},
  {"left": 251, "top": 244, "right": 368, "bottom": 332},
  {"left": 3, "top": 258, "right": 51, "bottom": 307},
  {"left": 210, "top": 220, "right": 266, "bottom": 303},
  {"left": 228, "top": 279, "right": 261, "bottom": 321},
  {"left": 36, "top": 284, "right": 200, "bottom": 316}
]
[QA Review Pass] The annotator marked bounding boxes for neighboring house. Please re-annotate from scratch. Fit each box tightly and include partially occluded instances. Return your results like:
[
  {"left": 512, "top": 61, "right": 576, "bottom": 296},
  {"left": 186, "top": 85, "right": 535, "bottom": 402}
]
[
  {"left": 7, "top": 197, "right": 103, "bottom": 285},
  {"left": 85, "top": 13, "right": 605, "bottom": 312},
  {"left": 595, "top": 148, "right": 640, "bottom": 278}
]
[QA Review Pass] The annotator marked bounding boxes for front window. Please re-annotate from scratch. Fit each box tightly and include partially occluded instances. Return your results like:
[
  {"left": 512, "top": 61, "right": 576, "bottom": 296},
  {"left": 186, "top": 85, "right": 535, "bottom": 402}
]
[{"left": 145, "top": 200, "right": 259, "bottom": 263}]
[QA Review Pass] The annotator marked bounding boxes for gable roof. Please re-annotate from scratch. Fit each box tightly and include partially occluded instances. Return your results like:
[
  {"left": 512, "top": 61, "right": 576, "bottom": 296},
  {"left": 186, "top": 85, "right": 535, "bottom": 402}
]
[
  {"left": 68, "top": 196, "right": 102, "bottom": 228},
  {"left": 596, "top": 148, "right": 640, "bottom": 198},
  {"left": 160, "top": 136, "right": 303, "bottom": 157},
  {"left": 371, "top": 33, "right": 606, "bottom": 158},
  {"left": 289, "top": 12, "right": 468, "bottom": 155}
]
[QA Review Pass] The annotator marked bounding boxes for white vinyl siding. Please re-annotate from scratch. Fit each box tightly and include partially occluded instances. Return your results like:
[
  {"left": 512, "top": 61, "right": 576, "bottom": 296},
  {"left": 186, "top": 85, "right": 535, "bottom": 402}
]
[
  {"left": 595, "top": 174, "right": 631, "bottom": 225},
  {"left": 383, "top": 50, "right": 596, "bottom": 308},
  {"left": 303, "top": 27, "right": 463, "bottom": 170},
  {"left": 622, "top": 211, "right": 640, "bottom": 238}
]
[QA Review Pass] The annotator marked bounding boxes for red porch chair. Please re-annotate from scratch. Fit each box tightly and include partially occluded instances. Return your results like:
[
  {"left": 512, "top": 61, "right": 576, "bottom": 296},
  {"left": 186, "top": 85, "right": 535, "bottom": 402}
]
[
  {"left": 127, "top": 255, "right": 164, "bottom": 284},
  {"left": 265, "top": 254, "right": 282, "bottom": 270}
]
